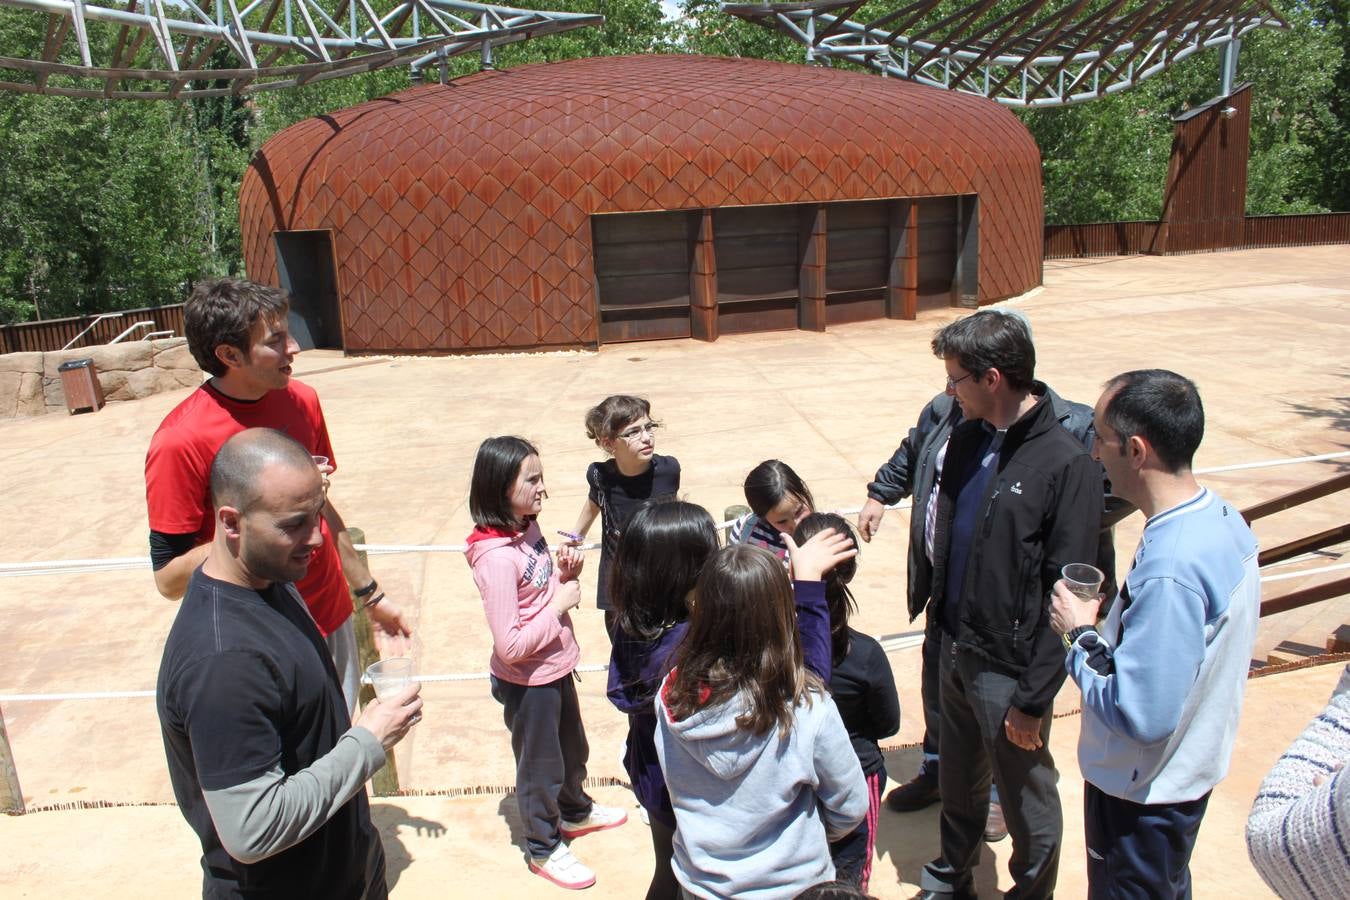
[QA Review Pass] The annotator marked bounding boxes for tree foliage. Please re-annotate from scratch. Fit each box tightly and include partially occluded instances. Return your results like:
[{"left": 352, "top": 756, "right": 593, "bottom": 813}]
[{"left": 0, "top": 0, "right": 1344, "bottom": 324}]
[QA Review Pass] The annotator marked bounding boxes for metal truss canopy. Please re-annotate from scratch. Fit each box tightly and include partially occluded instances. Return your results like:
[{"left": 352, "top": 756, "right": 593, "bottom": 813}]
[
  {"left": 722, "top": 0, "right": 1287, "bottom": 107},
  {"left": 0, "top": 0, "right": 601, "bottom": 99}
]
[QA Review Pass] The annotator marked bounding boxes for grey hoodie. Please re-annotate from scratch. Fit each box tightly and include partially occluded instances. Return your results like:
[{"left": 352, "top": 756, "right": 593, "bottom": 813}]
[{"left": 655, "top": 672, "right": 868, "bottom": 899}]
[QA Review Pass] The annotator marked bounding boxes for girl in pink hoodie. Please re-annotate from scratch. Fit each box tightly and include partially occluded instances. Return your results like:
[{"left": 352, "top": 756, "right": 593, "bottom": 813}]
[{"left": 465, "top": 436, "right": 626, "bottom": 890}]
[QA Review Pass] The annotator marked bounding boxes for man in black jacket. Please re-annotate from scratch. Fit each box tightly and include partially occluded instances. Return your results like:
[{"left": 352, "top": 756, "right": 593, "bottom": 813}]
[
  {"left": 859, "top": 334, "right": 1123, "bottom": 830},
  {"left": 911, "top": 311, "right": 1102, "bottom": 900}
]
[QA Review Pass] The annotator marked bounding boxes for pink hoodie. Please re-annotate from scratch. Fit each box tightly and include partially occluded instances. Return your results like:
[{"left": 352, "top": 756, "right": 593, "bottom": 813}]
[{"left": 465, "top": 519, "right": 580, "bottom": 686}]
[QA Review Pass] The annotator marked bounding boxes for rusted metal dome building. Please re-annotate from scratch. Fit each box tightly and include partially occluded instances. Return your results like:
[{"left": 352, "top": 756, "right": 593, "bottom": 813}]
[{"left": 239, "top": 54, "right": 1043, "bottom": 354}]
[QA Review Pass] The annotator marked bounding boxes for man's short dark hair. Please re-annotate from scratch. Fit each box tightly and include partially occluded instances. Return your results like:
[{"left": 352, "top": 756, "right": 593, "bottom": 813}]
[
  {"left": 185, "top": 279, "right": 290, "bottom": 377},
  {"left": 931, "top": 309, "right": 1035, "bottom": 391},
  {"left": 210, "top": 427, "right": 316, "bottom": 512},
  {"left": 1101, "top": 369, "right": 1204, "bottom": 474}
]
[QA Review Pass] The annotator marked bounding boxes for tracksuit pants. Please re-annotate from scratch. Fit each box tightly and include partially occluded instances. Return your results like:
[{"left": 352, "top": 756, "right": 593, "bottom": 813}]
[
  {"left": 491, "top": 672, "right": 593, "bottom": 858},
  {"left": 1084, "top": 782, "right": 1210, "bottom": 899}
]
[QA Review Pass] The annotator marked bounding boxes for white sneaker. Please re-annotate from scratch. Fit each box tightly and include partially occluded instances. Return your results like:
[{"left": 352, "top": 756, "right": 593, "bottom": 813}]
[
  {"left": 529, "top": 844, "right": 596, "bottom": 890},
  {"left": 638, "top": 805, "right": 650, "bottom": 826},
  {"left": 560, "top": 804, "right": 628, "bottom": 839}
]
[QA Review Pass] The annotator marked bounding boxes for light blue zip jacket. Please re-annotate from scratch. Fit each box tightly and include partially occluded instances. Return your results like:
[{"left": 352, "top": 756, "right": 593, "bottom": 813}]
[
  {"left": 1067, "top": 488, "right": 1260, "bottom": 803},
  {"left": 655, "top": 674, "right": 867, "bottom": 899}
]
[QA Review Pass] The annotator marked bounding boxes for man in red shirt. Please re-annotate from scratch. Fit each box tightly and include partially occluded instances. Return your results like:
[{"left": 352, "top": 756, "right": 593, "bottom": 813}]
[{"left": 146, "top": 279, "right": 409, "bottom": 712}]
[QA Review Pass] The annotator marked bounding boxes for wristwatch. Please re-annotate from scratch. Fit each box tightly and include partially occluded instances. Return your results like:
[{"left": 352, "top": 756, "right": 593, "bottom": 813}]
[{"left": 1063, "top": 625, "right": 1096, "bottom": 649}]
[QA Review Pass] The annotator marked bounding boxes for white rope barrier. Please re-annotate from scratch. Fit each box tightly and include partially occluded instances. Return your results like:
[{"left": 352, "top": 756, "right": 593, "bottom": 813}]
[
  {"left": 1194, "top": 451, "right": 1350, "bottom": 475},
  {"left": 3, "top": 449, "right": 1346, "bottom": 579},
  {"left": 6, "top": 558, "right": 1347, "bottom": 704},
  {"left": 1258, "top": 561, "right": 1350, "bottom": 584}
]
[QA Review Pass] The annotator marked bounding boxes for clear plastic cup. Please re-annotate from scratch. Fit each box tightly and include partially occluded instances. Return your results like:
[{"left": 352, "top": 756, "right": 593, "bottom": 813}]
[
  {"left": 1061, "top": 563, "right": 1105, "bottom": 601},
  {"left": 364, "top": 657, "right": 412, "bottom": 700}
]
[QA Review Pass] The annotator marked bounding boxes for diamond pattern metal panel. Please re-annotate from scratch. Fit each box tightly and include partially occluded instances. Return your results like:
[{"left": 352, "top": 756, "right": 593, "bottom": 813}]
[{"left": 239, "top": 54, "right": 1042, "bottom": 353}]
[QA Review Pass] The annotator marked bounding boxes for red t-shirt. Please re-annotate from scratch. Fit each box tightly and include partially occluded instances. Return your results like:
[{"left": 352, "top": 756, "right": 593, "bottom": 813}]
[{"left": 145, "top": 381, "right": 351, "bottom": 635}]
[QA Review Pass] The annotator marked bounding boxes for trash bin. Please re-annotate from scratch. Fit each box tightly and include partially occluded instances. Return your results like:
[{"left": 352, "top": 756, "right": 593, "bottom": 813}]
[{"left": 57, "top": 358, "right": 105, "bottom": 414}]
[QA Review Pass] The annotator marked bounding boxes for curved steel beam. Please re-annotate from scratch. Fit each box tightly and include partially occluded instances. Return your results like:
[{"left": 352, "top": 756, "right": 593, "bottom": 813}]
[
  {"left": 722, "top": 0, "right": 1286, "bottom": 107},
  {"left": 0, "top": 0, "right": 602, "bottom": 99}
]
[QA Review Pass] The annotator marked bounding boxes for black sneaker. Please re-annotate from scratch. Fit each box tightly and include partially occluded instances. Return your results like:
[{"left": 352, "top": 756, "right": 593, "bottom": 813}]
[{"left": 885, "top": 762, "right": 941, "bottom": 812}]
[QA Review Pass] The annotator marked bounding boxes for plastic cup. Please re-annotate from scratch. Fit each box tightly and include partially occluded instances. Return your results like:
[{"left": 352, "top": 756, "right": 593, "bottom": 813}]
[
  {"left": 364, "top": 657, "right": 412, "bottom": 700},
  {"left": 1061, "top": 563, "right": 1105, "bottom": 602}
]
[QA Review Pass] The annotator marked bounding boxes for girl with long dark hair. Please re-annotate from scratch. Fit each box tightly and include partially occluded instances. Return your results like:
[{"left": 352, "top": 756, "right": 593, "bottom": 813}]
[{"left": 796, "top": 513, "right": 900, "bottom": 892}]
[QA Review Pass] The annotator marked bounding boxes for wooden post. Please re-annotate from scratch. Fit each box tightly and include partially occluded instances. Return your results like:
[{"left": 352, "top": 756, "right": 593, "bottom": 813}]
[
  {"left": 690, "top": 210, "right": 719, "bottom": 342},
  {"left": 348, "top": 527, "right": 399, "bottom": 796},
  {"left": 887, "top": 200, "right": 918, "bottom": 319},
  {"left": 1, "top": 705, "right": 24, "bottom": 814},
  {"left": 723, "top": 504, "right": 750, "bottom": 542},
  {"left": 798, "top": 204, "right": 827, "bottom": 331}
]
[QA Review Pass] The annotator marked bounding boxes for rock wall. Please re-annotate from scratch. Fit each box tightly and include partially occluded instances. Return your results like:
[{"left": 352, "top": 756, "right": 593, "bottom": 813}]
[{"left": 0, "top": 338, "right": 202, "bottom": 419}]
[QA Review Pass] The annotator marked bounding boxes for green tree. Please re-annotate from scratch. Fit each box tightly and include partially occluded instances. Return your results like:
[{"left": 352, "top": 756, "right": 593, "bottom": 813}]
[
  {"left": 0, "top": 11, "right": 210, "bottom": 323},
  {"left": 1309, "top": 0, "right": 1349, "bottom": 210},
  {"left": 675, "top": 0, "right": 800, "bottom": 59}
]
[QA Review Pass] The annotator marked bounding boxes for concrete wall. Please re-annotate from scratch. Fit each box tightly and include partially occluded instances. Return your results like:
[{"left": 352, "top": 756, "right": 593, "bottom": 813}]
[{"left": 0, "top": 337, "right": 202, "bottom": 419}]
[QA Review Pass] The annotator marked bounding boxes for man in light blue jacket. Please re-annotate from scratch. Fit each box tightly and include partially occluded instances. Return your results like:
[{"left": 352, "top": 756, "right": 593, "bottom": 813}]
[{"left": 1050, "top": 369, "right": 1260, "bottom": 899}]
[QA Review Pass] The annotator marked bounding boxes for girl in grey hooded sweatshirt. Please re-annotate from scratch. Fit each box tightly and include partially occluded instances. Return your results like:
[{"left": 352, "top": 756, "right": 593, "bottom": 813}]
[{"left": 655, "top": 544, "right": 869, "bottom": 900}]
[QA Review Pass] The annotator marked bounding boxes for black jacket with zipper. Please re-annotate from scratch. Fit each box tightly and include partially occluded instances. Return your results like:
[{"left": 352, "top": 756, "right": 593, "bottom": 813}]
[
  {"left": 867, "top": 383, "right": 1125, "bottom": 624},
  {"left": 928, "top": 389, "right": 1102, "bottom": 718}
]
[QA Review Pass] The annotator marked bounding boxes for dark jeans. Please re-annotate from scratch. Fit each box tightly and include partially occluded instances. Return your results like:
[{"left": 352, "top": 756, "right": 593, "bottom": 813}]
[
  {"left": 491, "top": 672, "right": 593, "bottom": 858},
  {"left": 920, "top": 610, "right": 942, "bottom": 757},
  {"left": 921, "top": 635, "right": 1062, "bottom": 900},
  {"left": 1084, "top": 782, "right": 1210, "bottom": 900}
]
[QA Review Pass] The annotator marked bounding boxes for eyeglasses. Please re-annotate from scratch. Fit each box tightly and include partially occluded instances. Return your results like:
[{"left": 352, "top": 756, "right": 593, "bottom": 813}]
[
  {"left": 619, "top": 422, "right": 660, "bottom": 442},
  {"left": 946, "top": 371, "right": 978, "bottom": 390}
]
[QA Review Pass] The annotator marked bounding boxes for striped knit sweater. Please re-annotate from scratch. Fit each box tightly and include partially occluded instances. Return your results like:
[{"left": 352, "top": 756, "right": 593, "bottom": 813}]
[{"left": 1246, "top": 665, "right": 1350, "bottom": 899}]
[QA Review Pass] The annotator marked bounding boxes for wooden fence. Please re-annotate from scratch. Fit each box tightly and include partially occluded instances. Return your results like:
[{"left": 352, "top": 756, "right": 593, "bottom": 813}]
[
  {"left": 1045, "top": 212, "right": 1350, "bottom": 259},
  {"left": 1243, "top": 213, "right": 1350, "bottom": 249},
  {"left": 0, "top": 305, "right": 185, "bottom": 354}
]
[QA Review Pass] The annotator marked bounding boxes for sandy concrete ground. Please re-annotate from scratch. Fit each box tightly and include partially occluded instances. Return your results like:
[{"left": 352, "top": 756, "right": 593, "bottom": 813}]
[
  {"left": 2, "top": 660, "right": 1343, "bottom": 898},
  {"left": 1, "top": 245, "right": 1348, "bottom": 897}
]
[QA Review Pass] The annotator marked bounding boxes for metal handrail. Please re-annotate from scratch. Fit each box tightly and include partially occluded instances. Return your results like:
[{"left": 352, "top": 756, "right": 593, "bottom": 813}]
[
  {"left": 59, "top": 312, "right": 120, "bottom": 351},
  {"left": 108, "top": 322, "right": 155, "bottom": 343},
  {"left": 1250, "top": 470, "right": 1350, "bottom": 618}
]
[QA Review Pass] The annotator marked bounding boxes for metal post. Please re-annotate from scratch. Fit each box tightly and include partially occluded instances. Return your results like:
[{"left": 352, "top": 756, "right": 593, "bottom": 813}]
[
  {"left": 348, "top": 527, "right": 399, "bottom": 795},
  {"left": 480, "top": 12, "right": 493, "bottom": 70},
  {"left": 1220, "top": 38, "right": 1241, "bottom": 97},
  {"left": 1, "top": 706, "right": 25, "bottom": 814},
  {"left": 723, "top": 505, "right": 750, "bottom": 543}
]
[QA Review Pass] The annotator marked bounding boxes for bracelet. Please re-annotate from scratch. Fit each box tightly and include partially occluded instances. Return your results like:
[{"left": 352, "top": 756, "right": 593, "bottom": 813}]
[
  {"left": 362, "top": 591, "right": 386, "bottom": 610},
  {"left": 353, "top": 579, "right": 378, "bottom": 599}
]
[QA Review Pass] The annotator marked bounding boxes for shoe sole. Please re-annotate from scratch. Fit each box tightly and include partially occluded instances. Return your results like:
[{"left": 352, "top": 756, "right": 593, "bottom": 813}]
[
  {"left": 529, "top": 861, "right": 596, "bottom": 890},
  {"left": 884, "top": 793, "right": 941, "bottom": 813},
  {"left": 560, "top": 814, "right": 628, "bottom": 840},
  {"left": 983, "top": 830, "right": 1009, "bottom": 843}
]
